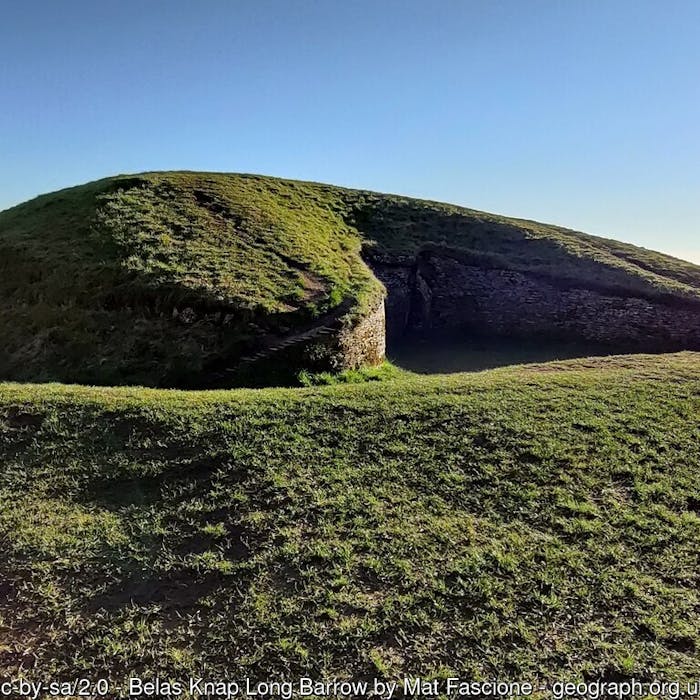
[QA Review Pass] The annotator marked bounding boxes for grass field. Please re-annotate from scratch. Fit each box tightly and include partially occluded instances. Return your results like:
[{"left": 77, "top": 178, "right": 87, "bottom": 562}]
[
  {"left": 1, "top": 352, "right": 699, "bottom": 693},
  {"left": 2, "top": 171, "right": 700, "bottom": 387}
]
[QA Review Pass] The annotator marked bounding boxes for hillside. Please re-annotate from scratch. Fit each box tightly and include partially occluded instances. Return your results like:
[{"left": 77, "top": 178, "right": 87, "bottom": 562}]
[
  {"left": 1, "top": 353, "right": 699, "bottom": 688},
  {"left": 2, "top": 173, "right": 700, "bottom": 688},
  {"left": 2, "top": 171, "right": 700, "bottom": 387}
]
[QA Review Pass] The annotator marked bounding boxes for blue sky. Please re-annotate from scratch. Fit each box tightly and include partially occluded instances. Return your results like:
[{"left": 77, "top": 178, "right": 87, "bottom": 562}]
[{"left": 1, "top": 0, "right": 698, "bottom": 262}]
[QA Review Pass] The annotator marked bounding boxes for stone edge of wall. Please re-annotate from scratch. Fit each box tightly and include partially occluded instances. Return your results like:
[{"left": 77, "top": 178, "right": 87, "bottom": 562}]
[
  {"left": 237, "top": 290, "right": 387, "bottom": 379},
  {"left": 306, "top": 291, "right": 387, "bottom": 372}
]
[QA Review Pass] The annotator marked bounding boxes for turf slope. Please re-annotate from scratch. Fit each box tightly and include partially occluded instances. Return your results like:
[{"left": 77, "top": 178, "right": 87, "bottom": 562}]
[
  {"left": 1, "top": 353, "right": 699, "bottom": 689},
  {"left": 2, "top": 171, "right": 700, "bottom": 386}
]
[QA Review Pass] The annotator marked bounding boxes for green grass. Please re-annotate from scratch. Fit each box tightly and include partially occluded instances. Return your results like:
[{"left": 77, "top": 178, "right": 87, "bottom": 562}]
[
  {"left": 1, "top": 352, "right": 699, "bottom": 691},
  {"left": 297, "top": 360, "right": 405, "bottom": 386},
  {"left": 2, "top": 171, "right": 700, "bottom": 387}
]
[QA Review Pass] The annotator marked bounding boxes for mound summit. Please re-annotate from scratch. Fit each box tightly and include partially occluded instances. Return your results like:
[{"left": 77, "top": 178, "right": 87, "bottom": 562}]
[{"left": 1, "top": 171, "right": 700, "bottom": 386}]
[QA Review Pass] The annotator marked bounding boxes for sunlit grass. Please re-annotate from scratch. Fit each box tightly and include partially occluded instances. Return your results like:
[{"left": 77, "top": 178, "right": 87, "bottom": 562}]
[{"left": 0, "top": 352, "right": 698, "bottom": 685}]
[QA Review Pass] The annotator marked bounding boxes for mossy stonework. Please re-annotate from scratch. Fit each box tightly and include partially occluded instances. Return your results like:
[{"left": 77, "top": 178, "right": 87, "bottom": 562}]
[{"left": 330, "top": 293, "right": 386, "bottom": 370}]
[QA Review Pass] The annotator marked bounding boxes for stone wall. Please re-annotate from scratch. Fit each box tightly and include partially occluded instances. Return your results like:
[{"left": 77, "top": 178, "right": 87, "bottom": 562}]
[
  {"left": 369, "top": 250, "right": 700, "bottom": 352},
  {"left": 372, "top": 264, "right": 413, "bottom": 339},
  {"left": 318, "top": 294, "right": 387, "bottom": 371},
  {"left": 238, "top": 292, "right": 387, "bottom": 382}
]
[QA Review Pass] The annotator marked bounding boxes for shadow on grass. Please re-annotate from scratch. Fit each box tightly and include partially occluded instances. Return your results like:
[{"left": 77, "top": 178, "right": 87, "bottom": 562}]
[{"left": 388, "top": 330, "right": 626, "bottom": 374}]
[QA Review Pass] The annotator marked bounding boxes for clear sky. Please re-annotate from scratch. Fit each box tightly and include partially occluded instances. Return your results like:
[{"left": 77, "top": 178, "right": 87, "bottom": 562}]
[{"left": 1, "top": 0, "right": 698, "bottom": 263}]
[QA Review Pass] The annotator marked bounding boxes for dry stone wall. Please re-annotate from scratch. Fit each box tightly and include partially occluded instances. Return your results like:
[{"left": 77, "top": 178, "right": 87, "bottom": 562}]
[
  {"left": 316, "top": 294, "right": 387, "bottom": 371},
  {"left": 343, "top": 296, "right": 387, "bottom": 367},
  {"left": 370, "top": 250, "right": 700, "bottom": 351},
  {"left": 239, "top": 293, "right": 387, "bottom": 380}
]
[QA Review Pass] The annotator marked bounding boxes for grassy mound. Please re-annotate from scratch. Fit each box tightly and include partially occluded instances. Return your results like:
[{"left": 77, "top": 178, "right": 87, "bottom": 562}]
[
  {"left": 1, "top": 353, "right": 699, "bottom": 686},
  {"left": 2, "top": 171, "right": 700, "bottom": 386}
]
